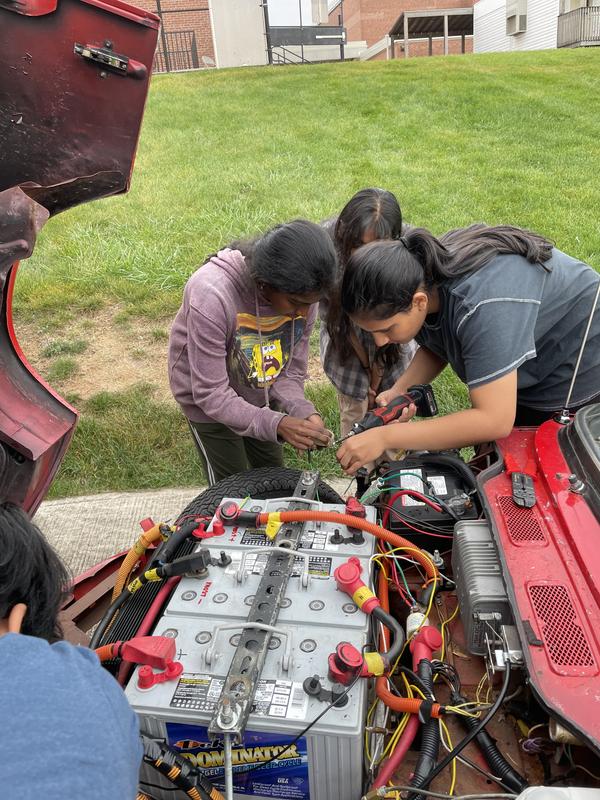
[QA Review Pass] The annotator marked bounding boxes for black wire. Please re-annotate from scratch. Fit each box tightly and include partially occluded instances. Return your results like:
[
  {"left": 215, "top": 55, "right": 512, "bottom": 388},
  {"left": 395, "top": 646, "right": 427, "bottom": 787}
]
[
  {"left": 233, "top": 668, "right": 364, "bottom": 776},
  {"left": 89, "top": 588, "right": 131, "bottom": 649},
  {"left": 414, "top": 660, "right": 512, "bottom": 795}
]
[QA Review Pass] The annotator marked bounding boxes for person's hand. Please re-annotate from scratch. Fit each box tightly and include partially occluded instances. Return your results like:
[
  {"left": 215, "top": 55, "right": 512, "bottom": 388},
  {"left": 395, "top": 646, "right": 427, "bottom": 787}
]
[
  {"left": 277, "top": 416, "right": 333, "bottom": 450},
  {"left": 305, "top": 414, "right": 334, "bottom": 447},
  {"left": 375, "top": 388, "right": 401, "bottom": 407},
  {"left": 336, "top": 429, "right": 388, "bottom": 475}
]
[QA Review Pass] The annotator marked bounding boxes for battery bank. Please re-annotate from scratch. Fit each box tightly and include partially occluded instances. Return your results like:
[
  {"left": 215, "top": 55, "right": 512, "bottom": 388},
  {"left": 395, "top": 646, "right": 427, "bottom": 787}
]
[{"left": 125, "top": 499, "right": 377, "bottom": 800}]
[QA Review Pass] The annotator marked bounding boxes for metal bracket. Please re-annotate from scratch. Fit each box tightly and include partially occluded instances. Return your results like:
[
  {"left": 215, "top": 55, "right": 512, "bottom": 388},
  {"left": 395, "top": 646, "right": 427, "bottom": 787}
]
[
  {"left": 205, "top": 622, "right": 293, "bottom": 672},
  {"left": 235, "top": 546, "right": 311, "bottom": 588},
  {"left": 208, "top": 470, "right": 319, "bottom": 742}
]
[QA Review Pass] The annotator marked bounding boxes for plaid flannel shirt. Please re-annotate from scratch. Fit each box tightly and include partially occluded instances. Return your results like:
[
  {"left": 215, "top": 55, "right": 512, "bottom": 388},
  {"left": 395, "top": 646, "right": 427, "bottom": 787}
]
[{"left": 319, "top": 303, "right": 418, "bottom": 400}]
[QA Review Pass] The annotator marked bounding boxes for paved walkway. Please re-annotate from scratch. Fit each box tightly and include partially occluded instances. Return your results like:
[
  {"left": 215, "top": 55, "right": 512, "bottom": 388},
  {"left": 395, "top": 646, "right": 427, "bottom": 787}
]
[{"left": 35, "top": 479, "right": 350, "bottom": 577}]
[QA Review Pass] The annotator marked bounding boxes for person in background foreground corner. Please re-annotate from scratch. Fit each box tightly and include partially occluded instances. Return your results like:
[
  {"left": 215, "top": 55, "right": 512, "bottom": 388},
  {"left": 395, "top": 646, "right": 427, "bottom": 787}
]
[
  {"left": 169, "top": 219, "right": 335, "bottom": 485},
  {"left": 336, "top": 223, "right": 600, "bottom": 474},
  {"left": 320, "top": 188, "right": 418, "bottom": 471},
  {"left": 0, "top": 502, "right": 142, "bottom": 800}
]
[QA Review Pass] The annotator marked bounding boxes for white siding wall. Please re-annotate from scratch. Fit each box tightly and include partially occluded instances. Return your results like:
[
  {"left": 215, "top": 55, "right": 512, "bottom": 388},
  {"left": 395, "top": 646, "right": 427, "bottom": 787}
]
[
  {"left": 210, "top": 0, "right": 268, "bottom": 68},
  {"left": 474, "top": 0, "right": 560, "bottom": 51}
]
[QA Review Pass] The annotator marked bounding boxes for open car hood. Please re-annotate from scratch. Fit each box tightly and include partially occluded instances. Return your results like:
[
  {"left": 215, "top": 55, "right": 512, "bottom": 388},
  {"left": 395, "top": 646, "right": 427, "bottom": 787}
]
[{"left": 0, "top": 0, "right": 159, "bottom": 514}]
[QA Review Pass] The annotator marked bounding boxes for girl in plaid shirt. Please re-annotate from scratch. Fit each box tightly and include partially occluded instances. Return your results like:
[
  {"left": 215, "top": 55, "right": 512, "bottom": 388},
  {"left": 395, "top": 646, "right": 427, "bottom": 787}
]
[{"left": 320, "top": 189, "right": 417, "bottom": 467}]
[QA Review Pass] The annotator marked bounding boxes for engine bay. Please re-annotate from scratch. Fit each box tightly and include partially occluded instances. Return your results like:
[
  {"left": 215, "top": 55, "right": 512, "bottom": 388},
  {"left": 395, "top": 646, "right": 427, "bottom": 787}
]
[{"left": 82, "top": 408, "right": 600, "bottom": 800}]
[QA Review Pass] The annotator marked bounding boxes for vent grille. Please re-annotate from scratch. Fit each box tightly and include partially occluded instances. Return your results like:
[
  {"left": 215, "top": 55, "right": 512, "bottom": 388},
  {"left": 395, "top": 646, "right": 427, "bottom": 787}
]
[
  {"left": 529, "top": 584, "right": 595, "bottom": 669},
  {"left": 498, "top": 496, "right": 546, "bottom": 544}
]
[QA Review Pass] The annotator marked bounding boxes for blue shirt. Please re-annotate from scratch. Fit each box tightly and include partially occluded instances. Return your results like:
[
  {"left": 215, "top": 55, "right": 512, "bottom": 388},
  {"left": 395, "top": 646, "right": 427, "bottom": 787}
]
[{"left": 0, "top": 633, "right": 142, "bottom": 799}]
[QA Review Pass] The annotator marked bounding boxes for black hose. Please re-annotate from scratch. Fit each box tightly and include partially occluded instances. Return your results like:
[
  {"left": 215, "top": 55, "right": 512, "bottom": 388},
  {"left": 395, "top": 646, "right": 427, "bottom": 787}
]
[
  {"left": 372, "top": 605, "right": 406, "bottom": 665},
  {"left": 417, "top": 660, "right": 512, "bottom": 792},
  {"left": 452, "top": 690, "right": 528, "bottom": 794},
  {"left": 90, "top": 588, "right": 130, "bottom": 649},
  {"left": 158, "top": 519, "right": 201, "bottom": 564},
  {"left": 407, "top": 658, "right": 439, "bottom": 800}
]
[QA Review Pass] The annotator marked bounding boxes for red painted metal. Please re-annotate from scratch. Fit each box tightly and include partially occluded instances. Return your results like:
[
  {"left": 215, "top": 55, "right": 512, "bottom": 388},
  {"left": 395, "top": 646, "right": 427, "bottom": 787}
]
[
  {"left": 481, "top": 420, "right": 600, "bottom": 753},
  {"left": 0, "top": 0, "right": 159, "bottom": 215},
  {"left": 0, "top": 0, "right": 159, "bottom": 511}
]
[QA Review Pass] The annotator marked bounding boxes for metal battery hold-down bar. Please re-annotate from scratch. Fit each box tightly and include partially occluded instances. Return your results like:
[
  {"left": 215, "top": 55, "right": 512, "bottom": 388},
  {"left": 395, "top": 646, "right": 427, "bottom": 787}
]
[{"left": 207, "top": 470, "right": 320, "bottom": 748}]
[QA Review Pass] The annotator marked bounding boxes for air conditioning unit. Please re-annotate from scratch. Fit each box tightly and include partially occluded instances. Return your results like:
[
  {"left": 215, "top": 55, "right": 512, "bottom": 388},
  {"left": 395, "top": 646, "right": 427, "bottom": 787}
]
[{"left": 506, "top": 0, "right": 527, "bottom": 34}]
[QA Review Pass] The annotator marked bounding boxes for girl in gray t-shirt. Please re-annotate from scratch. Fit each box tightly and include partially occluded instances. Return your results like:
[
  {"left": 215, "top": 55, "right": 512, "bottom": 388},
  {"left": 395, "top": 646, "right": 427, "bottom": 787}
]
[{"left": 336, "top": 224, "right": 600, "bottom": 475}]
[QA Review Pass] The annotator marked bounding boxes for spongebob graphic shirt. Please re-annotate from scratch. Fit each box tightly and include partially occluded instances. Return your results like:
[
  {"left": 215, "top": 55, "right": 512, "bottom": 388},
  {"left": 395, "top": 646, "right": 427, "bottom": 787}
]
[
  {"left": 168, "top": 247, "right": 318, "bottom": 442},
  {"left": 231, "top": 313, "right": 307, "bottom": 389}
]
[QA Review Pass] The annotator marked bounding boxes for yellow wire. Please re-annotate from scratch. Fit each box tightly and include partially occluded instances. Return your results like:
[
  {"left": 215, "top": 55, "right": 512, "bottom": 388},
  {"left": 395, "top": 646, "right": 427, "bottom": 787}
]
[
  {"left": 439, "top": 603, "right": 460, "bottom": 663},
  {"left": 439, "top": 717, "right": 457, "bottom": 796}
]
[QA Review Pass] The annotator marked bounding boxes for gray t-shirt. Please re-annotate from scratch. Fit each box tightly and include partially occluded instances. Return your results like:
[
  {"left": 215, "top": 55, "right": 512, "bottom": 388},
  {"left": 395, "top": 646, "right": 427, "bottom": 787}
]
[{"left": 416, "top": 249, "right": 600, "bottom": 410}]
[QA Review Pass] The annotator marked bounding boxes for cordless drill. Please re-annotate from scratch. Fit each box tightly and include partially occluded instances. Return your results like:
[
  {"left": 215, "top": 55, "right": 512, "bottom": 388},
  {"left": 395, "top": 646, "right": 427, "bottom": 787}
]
[{"left": 344, "top": 383, "right": 438, "bottom": 441}]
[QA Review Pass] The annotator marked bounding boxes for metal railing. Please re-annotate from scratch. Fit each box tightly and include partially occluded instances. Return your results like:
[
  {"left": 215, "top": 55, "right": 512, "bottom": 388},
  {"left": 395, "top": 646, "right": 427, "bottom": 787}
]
[
  {"left": 558, "top": 7, "right": 600, "bottom": 48},
  {"left": 153, "top": 30, "right": 200, "bottom": 73},
  {"left": 272, "top": 46, "right": 312, "bottom": 65}
]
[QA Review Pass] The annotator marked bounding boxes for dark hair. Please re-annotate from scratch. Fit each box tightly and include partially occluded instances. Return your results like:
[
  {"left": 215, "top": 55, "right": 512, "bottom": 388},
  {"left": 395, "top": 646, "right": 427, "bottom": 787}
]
[
  {"left": 327, "top": 189, "right": 405, "bottom": 368},
  {"left": 237, "top": 219, "right": 337, "bottom": 296},
  {"left": 0, "top": 503, "right": 70, "bottom": 642},
  {"left": 342, "top": 223, "right": 554, "bottom": 319}
]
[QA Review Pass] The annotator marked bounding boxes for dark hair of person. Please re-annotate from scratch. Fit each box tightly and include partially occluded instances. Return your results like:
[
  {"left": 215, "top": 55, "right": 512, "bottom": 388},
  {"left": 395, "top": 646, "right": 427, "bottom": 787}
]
[
  {"left": 0, "top": 503, "right": 70, "bottom": 642},
  {"left": 326, "top": 189, "right": 405, "bottom": 369},
  {"left": 229, "top": 219, "right": 337, "bottom": 296},
  {"left": 341, "top": 223, "right": 554, "bottom": 319}
]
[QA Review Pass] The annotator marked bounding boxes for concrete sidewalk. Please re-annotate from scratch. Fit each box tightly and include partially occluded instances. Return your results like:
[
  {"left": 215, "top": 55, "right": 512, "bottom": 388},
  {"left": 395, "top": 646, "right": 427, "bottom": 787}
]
[{"left": 35, "top": 479, "right": 350, "bottom": 577}]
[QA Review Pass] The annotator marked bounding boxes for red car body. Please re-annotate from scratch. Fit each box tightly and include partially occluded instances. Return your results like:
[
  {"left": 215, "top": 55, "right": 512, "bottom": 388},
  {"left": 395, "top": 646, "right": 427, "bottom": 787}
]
[{"left": 0, "top": 0, "right": 159, "bottom": 513}]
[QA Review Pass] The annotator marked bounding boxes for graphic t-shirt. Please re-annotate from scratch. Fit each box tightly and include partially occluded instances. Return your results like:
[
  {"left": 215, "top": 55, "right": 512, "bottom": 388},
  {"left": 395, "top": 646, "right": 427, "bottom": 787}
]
[{"left": 230, "top": 313, "right": 307, "bottom": 388}]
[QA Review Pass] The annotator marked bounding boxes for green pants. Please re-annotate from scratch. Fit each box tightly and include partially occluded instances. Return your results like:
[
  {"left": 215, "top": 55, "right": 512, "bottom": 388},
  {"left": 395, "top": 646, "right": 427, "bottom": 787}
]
[{"left": 188, "top": 420, "right": 284, "bottom": 486}]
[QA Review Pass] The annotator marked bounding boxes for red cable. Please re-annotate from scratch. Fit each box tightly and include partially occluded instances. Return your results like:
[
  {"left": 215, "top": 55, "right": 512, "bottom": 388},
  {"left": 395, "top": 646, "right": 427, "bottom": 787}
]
[{"left": 386, "top": 489, "right": 443, "bottom": 513}]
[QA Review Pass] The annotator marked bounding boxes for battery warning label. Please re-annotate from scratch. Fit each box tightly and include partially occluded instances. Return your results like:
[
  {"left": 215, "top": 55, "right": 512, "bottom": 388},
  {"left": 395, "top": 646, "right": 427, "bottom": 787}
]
[
  {"left": 240, "top": 527, "right": 331, "bottom": 552},
  {"left": 171, "top": 674, "right": 308, "bottom": 721},
  {"left": 238, "top": 552, "right": 332, "bottom": 579},
  {"left": 166, "top": 722, "right": 309, "bottom": 800}
]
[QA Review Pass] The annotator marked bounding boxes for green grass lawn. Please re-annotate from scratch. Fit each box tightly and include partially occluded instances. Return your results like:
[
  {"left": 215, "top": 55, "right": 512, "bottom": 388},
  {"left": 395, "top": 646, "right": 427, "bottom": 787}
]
[{"left": 13, "top": 48, "right": 600, "bottom": 496}]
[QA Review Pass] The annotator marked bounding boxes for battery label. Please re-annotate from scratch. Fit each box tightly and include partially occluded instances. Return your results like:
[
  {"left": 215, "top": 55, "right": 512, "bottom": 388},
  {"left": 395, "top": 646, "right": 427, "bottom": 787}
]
[
  {"left": 240, "top": 527, "right": 331, "bottom": 552},
  {"left": 171, "top": 674, "right": 309, "bottom": 720},
  {"left": 166, "top": 722, "right": 310, "bottom": 800},
  {"left": 398, "top": 470, "right": 447, "bottom": 505},
  {"left": 240, "top": 527, "right": 271, "bottom": 546},
  {"left": 237, "top": 553, "right": 332, "bottom": 579}
]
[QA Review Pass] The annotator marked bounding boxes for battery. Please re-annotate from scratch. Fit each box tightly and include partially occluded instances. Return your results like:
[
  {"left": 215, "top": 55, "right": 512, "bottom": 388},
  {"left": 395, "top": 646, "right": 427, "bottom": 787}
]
[
  {"left": 125, "top": 499, "right": 377, "bottom": 800},
  {"left": 381, "top": 464, "right": 478, "bottom": 549}
]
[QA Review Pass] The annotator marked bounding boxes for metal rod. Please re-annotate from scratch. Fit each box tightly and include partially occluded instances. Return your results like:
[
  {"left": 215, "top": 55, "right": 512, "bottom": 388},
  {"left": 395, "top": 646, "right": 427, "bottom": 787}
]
[
  {"left": 299, "top": 0, "right": 304, "bottom": 62},
  {"left": 224, "top": 733, "right": 234, "bottom": 800},
  {"left": 562, "top": 279, "right": 600, "bottom": 415}
]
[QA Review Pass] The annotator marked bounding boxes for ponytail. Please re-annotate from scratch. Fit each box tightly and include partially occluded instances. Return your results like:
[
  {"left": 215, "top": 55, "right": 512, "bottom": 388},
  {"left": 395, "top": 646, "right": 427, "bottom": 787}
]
[
  {"left": 341, "top": 231, "right": 451, "bottom": 318},
  {"left": 440, "top": 224, "right": 553, "bottom": 275},
  {"left": 341, "top": 223, "right": 554, "bottom": 320}
]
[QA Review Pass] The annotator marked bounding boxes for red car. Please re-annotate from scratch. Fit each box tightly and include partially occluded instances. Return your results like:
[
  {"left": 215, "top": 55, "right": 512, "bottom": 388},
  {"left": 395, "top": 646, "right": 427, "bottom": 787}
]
[{"left": 2, "top": 4, "right": 600, "bottom": 798}]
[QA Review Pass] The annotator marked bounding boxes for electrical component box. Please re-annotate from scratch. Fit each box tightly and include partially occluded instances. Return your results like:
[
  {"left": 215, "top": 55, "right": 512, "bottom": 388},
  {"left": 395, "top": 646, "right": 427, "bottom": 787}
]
[
  {"left": 125, "top": 499, "right": 377, "bottom": 800},
  {"left": 451, "top": 520, "right": 513, "bottom": 656}
]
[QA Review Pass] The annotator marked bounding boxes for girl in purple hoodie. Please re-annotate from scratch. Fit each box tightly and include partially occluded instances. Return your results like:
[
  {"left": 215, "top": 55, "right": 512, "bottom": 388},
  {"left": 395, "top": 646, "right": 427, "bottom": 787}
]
[{"left": 169, "top": 220, "right": 337, "bottom": 484}]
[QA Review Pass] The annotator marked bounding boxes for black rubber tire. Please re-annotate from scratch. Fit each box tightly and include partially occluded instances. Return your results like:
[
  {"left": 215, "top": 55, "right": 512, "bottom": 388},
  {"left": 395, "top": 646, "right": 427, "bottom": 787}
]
[{"left": 176, "top": 466, "right": 343, "bottom": 522}]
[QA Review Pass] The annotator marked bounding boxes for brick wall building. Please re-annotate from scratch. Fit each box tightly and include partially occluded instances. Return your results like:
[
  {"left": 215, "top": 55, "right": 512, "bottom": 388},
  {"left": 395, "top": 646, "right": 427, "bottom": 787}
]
[
  {"left": 328, "top": 0, "right": 474, "bottom": 58},
  {"left": 136, "top": 0, "right": 267, "bottom": 72}
]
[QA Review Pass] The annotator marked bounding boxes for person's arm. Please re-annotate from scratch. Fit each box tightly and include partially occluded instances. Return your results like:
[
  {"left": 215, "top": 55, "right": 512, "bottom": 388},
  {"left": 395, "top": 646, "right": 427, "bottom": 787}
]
[
  {"left": 337, "top": 371, "right": 517, "bottom": 474},
  {"left": 269, "top": 306, "right": 318, "bottom": 419},
  {"left": 376, "top": 346, "right": 447, "bottom": 406}
]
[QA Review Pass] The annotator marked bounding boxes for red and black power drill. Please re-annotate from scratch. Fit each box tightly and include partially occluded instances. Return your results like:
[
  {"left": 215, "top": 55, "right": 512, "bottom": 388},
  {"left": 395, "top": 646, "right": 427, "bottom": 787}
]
[{"left": 342, "top": 383, "right": 438, "bottom": 442}]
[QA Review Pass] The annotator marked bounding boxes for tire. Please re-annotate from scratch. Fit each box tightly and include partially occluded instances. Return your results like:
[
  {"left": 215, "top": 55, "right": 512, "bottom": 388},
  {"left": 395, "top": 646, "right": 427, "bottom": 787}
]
[{"left": 176, "top": 466, "right": 342, "bottom": 523}]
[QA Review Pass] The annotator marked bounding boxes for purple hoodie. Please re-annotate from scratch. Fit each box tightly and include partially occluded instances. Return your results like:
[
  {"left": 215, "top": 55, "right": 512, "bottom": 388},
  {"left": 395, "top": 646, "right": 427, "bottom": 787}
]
[{"left": 168, "top": 249, "right": 317, "bottom": 442}]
